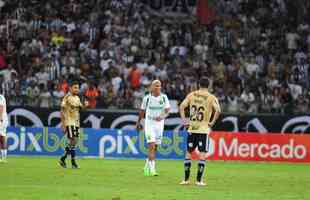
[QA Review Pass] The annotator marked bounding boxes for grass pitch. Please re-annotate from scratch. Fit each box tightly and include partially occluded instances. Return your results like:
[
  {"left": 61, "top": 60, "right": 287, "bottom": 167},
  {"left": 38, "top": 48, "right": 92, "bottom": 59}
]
[{"left": 0, "top": 157, "right": 309, "bottom": 200}]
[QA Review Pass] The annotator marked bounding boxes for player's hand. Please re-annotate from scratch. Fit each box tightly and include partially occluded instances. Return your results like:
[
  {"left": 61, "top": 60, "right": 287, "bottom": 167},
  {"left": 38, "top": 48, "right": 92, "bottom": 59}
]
[
  {"left": 182, "top": 118, "right": 190, "bottom": 129},
  {"left": 136, "top": 122, "right": 143, "bottom": 131},
  {"left": 84, "top": 100, "right": 89, "bottom": 107},
  {"left": 208, "top": 122, "right": 215, "bottom": 127},
  {"left": 61, "top": 125, "right": 66, "bottom": 133},
  {"left": 154, "top": 116, "right": 162, "bottom": 121}
]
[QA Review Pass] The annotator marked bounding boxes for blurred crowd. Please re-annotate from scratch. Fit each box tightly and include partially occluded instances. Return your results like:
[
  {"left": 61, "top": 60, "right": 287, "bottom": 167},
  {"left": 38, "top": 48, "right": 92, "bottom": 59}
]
[{"left": 0, "top": 0, "right": 310, "bottom": 114}]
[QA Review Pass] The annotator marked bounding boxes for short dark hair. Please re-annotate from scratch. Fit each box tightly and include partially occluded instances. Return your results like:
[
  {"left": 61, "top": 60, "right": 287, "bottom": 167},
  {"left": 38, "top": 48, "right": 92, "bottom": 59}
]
[
  {"left": 70, "top": 80, "right": 80, "bottom": 87},
  {"left": 199, "top": 77, "right": 210, "bottom": 88}
]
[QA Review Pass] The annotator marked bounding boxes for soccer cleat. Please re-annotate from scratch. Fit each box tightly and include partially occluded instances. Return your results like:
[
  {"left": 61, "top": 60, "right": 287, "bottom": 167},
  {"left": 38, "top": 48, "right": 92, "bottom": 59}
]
[
  {"left": 179, "top": 180, "right": 190, "bottom": 185},
  {"left": 195, "top": 181, "right": 207, "bottom": 186},
  {"left": 144, "top": 167, "right": 150, "bottom": 176},
  {"left": 150, "top": 170, "right": 159, "bottom": 176},
  {"left": 71, "top": 160, "right": 79, "bottom": 169},
  {"left": 59, "top": 159, "right": 67, "bottom": 168}
]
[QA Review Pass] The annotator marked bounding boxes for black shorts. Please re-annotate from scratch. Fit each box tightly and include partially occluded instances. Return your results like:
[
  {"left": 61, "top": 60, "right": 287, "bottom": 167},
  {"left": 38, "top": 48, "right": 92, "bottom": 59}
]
[
  {"left": 186, "top": 132, "right": 210, "bottom": 153},
  {"left": 66, "top": 126, "right": 80, "bottom": 139}
]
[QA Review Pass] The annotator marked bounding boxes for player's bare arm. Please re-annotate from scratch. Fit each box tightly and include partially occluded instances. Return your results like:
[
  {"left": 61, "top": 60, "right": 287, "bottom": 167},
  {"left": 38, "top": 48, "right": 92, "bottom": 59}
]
[
  {"left": 136, "top": 109, "right": 145, "bottom": 130},
  {"left": 0, "top": 105, "right": 3, "bottom": 123},
  {"left": 209, "top": 98, "right": 221, "bottom": 127},
  {"left": 79, "top": 99, "right": 89, "bottom": 110},
  {"left": 180, "top": 95, "right": 190, "bottom": 126},
  {"left": 60, "top": 106, "right": 66, "bottom": 132}
]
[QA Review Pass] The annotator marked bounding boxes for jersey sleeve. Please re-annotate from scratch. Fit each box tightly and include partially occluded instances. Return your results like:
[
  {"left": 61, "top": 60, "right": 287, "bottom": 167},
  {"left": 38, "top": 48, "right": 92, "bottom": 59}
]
[
  {"left": 181, "top": 92, "right": 192, "bottom": 108},
  {"left": 164, "top": 95, "right": 170, "bottom": 109},
  {"left": 140, "top": 95, "right": 148, "bottom": 110}
]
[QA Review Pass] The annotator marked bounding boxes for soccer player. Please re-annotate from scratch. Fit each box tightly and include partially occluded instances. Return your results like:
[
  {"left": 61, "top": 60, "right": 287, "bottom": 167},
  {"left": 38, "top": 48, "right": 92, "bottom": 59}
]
[
  {"left": 0, "top": 94, "right": 8, "bottom": 163},
  {"left": 59, "top": 81, "right": 88, "bottom": 169},
  {"left": 136, "top": 80, "right": 170, "bottom": 176},
  {"left": 179, "top": 77, "right": 221, "bottom": 186}
]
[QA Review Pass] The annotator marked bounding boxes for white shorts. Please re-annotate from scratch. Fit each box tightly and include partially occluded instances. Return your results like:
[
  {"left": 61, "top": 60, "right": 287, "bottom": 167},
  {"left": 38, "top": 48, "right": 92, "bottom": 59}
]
[
  {"left": 0, "top": 126, "right": 7, "bottom": 137},
  {"left": 145, "top": 122, "right": 164, "bottom": 145}
]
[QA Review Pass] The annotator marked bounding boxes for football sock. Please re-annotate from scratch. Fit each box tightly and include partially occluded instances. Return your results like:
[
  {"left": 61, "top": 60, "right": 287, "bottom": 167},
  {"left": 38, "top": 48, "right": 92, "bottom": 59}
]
[
  {"left": 3, "top": 149, "right": 7, "bottom": 159},
  {"left": 144, "top": 158, "right": 149, "bottom": 169},
  {"left": 149, "top": 160, "right": 155, "bottom": 172},
  {"left": 197, "top": 160, "right": 206, "bottom": 182},
  {"left": 152, "top": 160, "right": 156, "bottom": 171},
  {"left": 70, "top": 147, "right": 76, "bottom": 163},
  {"left": 184, "top": 159, "right": 192, "bottom": 181},
  {"left": 61, "top": 146, "right": 70, "bottom": 160}
]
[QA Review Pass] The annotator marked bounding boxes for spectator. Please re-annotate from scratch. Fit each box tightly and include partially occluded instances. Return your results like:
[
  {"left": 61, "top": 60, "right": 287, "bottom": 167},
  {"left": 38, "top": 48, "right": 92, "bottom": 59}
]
[
  {"left": 128, "top": 65, "right": 141, "bottom": 90},
  {"left": 39, "top": 84, "right": 52, "bottom": 108},
  {"left": 240, "top": 87, "right": 256, "bottom": 113},
  {"left": 0, "top": 0, "right": 309, "bottom": 114},
  {"left": 0, "top": 49, "right": 7, "bottom": 70},
  {"left": 84, "top": 83, "right": 99, "bottom": 109}
]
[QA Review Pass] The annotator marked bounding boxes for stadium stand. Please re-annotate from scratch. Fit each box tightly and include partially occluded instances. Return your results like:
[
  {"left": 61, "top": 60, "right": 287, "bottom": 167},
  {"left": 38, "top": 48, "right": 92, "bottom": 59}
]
[{"left": 0, "top": 0, "right": 310, "bottom": 114}]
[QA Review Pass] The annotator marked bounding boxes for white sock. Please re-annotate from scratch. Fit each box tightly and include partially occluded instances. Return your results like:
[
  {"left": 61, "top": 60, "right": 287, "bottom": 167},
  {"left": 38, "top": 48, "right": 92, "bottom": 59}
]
[
  {"left": 1, "top": 150, "right": 4, "bottom": 160},
  {"left": 3, "top": 150, "right": 7, "bottom": 159},
  {"left": 144, "top": 158, "right": 149, "bottom": 169},
  {"left": 149, "top": 160, "right": 156, "bottom": 172}
]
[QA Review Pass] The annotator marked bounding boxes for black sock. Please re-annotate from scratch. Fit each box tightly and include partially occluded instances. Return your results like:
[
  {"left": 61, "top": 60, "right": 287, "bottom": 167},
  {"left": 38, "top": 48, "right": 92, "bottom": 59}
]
[
  {"left": 70, "top": 147, "right": 76, "bottom": 163},
  {"left": 61, "top": 147, "right": 70, "bottom": 160},
  {"left": 184, "top": 159, "right": 192, "bottom": 181},
  {"left": 197, "top": 160, "right": 206, "bottom": 182}
]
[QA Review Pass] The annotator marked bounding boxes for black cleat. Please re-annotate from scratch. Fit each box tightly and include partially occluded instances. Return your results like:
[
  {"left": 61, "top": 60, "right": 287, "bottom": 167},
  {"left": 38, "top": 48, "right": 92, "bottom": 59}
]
[
  {"left": 71, "top": 160, "right": 79, "bottom": 169},
  {"left": 59, "top": 159, "right": 67, "bottom": 168}
]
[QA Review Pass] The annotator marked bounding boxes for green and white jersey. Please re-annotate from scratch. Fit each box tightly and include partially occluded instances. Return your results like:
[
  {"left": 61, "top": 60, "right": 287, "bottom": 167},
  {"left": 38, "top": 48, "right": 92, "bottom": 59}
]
[{"left": 141, "top": 93, "right": 170, "bottom": 124}]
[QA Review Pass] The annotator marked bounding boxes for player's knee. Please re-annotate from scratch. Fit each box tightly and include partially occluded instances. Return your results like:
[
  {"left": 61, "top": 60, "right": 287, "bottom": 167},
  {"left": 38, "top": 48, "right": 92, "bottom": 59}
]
[
  {"left": 68, "top": 142, "right": 76, "bottom": 150},
  {"left": 185, "top": 152, "right": 192, "bottom": 160},
  {"left": 70, "top": 138, "right": 78, "bottom": 146},
  {"left": 199, "top": 152, "right": 207, "bottom": 160}
]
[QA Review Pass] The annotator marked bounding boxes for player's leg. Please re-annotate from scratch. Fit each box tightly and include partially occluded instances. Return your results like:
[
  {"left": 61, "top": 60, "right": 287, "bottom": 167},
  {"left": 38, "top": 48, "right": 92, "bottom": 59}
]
[
  {"left": 195, "top": 134, "right": 209, "bottom": 186},
  {"left": 0, "top": 126, "right": 7, "bottom": 162},
  {"left": 148, "top": 142, "right": 157, "bottom": 176},
  {"left": 0, "top": 135, "right": 3, "bottom": 162},
  {"left": 144, "top": 124, "right": 156, "bottom": 176},
  {"left": 70, "top": 136, "right": 79, "bottom": 168},
  {"left": 59, "top": 126, "right": 71, "bottom": 168},
  {"left": 180, "top": 133, "right": 196, "bottom": 185},
  {"left": 69, "top": 126, "right": 80, "bottom": 168},
  {"left": 149, "top": 126, "right": 164, "bottom": 176}
]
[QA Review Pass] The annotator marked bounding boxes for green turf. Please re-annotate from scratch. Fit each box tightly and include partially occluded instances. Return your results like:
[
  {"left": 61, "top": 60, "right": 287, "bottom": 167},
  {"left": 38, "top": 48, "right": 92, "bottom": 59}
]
[{"left": 0, "top": 157, "right": 309, "bottom": 200}]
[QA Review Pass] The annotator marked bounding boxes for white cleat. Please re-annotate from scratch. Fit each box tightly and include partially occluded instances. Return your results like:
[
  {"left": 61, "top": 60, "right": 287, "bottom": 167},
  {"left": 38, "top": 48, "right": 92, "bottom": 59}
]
[
  {"left": 179, "top": 180, "right": 190, "bottom": 185},
  {"left": 195, "top": 181, "right": 207, "bottom": 186}
]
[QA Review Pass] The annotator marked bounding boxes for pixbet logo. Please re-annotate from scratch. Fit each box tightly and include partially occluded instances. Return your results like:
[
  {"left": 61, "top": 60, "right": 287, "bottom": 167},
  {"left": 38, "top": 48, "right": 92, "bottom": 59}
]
[
  {"left": 218, "top": 137, "right": 307, "bottom": 160},
  {"left": 98, "top": 130, "right": 184, "bottom": 158},
  {"left": 7, "top": 127, "right": 88, "bottom": 153}
]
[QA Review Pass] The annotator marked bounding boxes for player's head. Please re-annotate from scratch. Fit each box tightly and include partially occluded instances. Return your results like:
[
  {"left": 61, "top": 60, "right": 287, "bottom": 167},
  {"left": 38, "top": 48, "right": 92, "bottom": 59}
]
[
  {"left": 151, "top": 80, "right": 161, "bottom": 96},
  {"left": 70, "top": 81, "right": 80, "bottom": 95},
  {"left": 199, "top": 77, "right": 210, "bottom": 89}
]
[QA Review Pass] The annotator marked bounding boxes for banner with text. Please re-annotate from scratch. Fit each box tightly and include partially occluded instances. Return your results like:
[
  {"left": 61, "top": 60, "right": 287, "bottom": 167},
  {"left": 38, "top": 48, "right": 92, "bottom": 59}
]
[
  {"left": 7, "top": 107, "right": 310, "bottom": 134},
  {"left": 206, "top": 132, "right": 310, "bottom": 162},
  {"left": 6, "top": 127, "right": 310, "bottom": 162}
]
